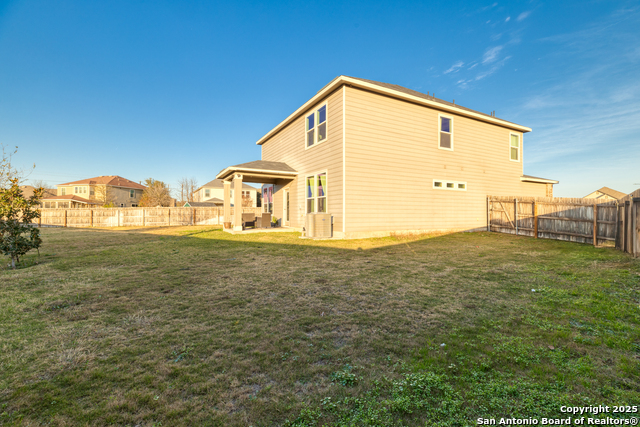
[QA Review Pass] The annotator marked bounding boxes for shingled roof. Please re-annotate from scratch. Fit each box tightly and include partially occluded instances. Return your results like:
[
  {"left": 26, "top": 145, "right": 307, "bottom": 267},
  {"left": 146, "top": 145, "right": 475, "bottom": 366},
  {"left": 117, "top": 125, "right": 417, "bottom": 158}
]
[
  {"left": 59, "top": 175, "right": 146, "bottom": 190},
  {"left": 595, "top": 187, "right": 627, "bottom": 200}
]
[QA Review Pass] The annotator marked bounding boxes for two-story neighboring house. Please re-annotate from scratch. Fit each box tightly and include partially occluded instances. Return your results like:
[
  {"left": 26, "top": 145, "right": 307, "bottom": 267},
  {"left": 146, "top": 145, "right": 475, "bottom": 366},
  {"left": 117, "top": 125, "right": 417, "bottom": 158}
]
[
  {"left": 584, "top": 187, "right": 627, "bottom": 201},
  {"left": 216, "top": 76, "right": 557, "bottom": 238},
  {"left": 193, "top": 179, "right": 259, "bottom": 207},
  {"left": 41, "top": 175, "right": 146, "bottom": 208}
]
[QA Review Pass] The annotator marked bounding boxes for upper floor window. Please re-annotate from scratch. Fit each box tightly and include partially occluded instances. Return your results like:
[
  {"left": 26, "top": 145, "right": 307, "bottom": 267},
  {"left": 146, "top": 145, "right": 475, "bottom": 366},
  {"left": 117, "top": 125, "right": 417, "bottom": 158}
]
[
  {"left": 130, "top": 189, "right": 135, "bottom": 198},
  {"left": 61, "top": 188, "right": 66, "bottom": 195},
  {"left": 510, "top": 134, "right": 520, "bottom": 161},
  {"left": 205, "top": 189, "right": 210, "bottom": 198},
  {"left": 439, "top": 115, "right": 453, "bottom": 150},
  {"left": 306, "top": 104, "right": 327, "bottom": 148}
]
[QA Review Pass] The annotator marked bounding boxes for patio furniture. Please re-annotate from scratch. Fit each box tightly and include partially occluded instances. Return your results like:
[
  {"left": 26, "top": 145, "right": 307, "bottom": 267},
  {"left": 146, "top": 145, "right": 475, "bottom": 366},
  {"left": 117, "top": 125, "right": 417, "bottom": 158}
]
[
  {"left": 256, "top": 212, "right": 271, "bottom": 229},
  {"left": 242, "top": 213, "right": 256, "bottom": 230}
]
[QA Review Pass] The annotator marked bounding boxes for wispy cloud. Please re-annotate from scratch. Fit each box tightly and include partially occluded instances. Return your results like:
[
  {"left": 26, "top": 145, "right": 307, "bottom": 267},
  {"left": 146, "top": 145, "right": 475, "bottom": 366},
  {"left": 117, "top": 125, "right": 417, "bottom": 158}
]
[
  {"left": 517, "top": 11, "right": 531, "bottom": 21},
  {"left": 516, "top": 8, "right": 640, "bottom": 176},
  {"left": 505, "top": 16, "right": 511, "bottom": 22},
  {"left": 482, "top": 46, "right": 503, "bottom": 64},
  {"left": 444, "top": 61, "right": 464, "bottom": 74}
]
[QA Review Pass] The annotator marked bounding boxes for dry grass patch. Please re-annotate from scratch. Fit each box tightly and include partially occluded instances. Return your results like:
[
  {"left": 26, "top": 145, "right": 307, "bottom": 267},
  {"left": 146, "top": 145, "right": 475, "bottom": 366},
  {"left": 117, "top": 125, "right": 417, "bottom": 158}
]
[{"left": 1, "top": 226, "right": 639, "bottom": 426}]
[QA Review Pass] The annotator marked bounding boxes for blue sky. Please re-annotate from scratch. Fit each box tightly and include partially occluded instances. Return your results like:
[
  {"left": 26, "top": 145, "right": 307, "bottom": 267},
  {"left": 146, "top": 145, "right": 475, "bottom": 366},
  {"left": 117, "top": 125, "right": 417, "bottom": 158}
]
[{"left": 0, "top": 0, "right": 638, "bottom": 196}]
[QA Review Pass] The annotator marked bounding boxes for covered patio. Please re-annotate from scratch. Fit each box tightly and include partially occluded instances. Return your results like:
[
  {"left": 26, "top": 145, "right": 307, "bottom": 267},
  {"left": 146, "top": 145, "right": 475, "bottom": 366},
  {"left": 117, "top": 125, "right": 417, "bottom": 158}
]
[{"left": 215, "top": 160, "right": 297, "bottom": 233}]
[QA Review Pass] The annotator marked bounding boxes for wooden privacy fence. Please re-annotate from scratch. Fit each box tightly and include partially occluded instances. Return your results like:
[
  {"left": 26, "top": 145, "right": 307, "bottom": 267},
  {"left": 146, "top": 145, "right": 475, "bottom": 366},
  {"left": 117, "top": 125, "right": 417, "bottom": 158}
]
[
  {"left": 37, "top": 207, "right": 263, "bottom": 228},
  {"left": 616, "top": 197, "right": 640, "bottom": 257},
  {"left": 487, "top": 196, "right": 618, "bottom": 247}
]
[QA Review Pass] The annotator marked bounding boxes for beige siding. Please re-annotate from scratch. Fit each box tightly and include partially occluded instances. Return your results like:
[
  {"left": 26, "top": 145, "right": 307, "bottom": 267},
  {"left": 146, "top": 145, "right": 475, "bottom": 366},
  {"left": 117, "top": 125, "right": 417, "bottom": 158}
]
[
  {"left": 344, "top": 86, "right": 547, "bottom": 234},
  {"left": 261, "top": 88, "right": 344, "bottom": 232}
]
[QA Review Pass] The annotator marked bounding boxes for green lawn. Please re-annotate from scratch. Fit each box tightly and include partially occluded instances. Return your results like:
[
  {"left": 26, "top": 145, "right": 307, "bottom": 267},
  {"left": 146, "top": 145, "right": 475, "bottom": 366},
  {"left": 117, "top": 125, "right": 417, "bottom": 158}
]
[{"left": 1, "top": 226, "right": 639, "bottom": 426}]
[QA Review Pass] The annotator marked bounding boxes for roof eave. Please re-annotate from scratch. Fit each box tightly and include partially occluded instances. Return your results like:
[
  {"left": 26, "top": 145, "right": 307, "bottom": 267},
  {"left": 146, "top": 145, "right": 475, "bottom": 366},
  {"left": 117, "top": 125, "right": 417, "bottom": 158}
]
[
  {"left": 520, "top": 176, "right": 559, "bottom": 184},
  {"left": 256, "top": 75, "right": 532, "bottom": 146},
  {"left": 216, "top": 167, "right": 298, "bottom": 181}
]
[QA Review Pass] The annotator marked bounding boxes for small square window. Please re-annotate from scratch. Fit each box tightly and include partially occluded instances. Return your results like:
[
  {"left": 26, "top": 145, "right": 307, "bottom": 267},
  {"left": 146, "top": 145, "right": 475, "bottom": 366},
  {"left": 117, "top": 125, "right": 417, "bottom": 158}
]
[
  {"left": 434, "top": 181, "right": 443, "bottom": 188},
  {"left": 446, "top": 182, "right": 455, "bottom": 188},
  {"left": 458, "top": 183, "right": 466, "bottom": 189}
]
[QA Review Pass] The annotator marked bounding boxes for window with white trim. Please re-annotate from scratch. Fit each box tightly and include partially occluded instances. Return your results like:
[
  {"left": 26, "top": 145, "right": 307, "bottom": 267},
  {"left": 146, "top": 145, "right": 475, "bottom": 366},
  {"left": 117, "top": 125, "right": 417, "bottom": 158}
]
[
  {"left": 130, "top": 189, "right": 135, "bottom": 198},
  {"left": 439, "top": 115, "right": 453, "bottom": 150},
  {"left": 510, "top": 133, "right": 520, "bottom": 161},
  {"left": 205, "top": 189, "right": 210, "bottom": 198},
  {"left": 433, "top": 179, "right": 467, "bottom": 191},
  {"left": 306, "top": 172, "right": 327, "bottom": 213},
  {"left": 306, "top": 104, "right": 327, "bottom": 148},
  {"left": 61, "top": 188, "right": 66, "bottom": 195}
]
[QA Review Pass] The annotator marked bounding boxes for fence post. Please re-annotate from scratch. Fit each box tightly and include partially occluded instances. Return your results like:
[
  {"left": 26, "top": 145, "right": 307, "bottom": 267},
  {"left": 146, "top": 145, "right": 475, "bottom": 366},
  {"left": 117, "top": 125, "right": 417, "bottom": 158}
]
[
  {"left": 90, "top": 209, "right": 94, "bottom": 227},
  {"left": 64, "top": 210, "right": 67, "bottom": 227},
  {"left": 514, "top": 198, "right": 518, "bottom": 236},
  {"left": 533, "top": 201, "right": 538, "bottom": 238},
  {"left": 192, "top": 208, "right": 196, "bottom": 226},
  {"left": 486, "top": 197, "right": 490, "bottom": 232},
  {"left": 38, "top": 210, "right": 42, "bottom": 228},
  {"left": 593, "top": 203, "right": 598, "bottom": 247},
  {"left": 142, "top": 208, "right": 145, "bottom": 227},
  {"left": 168, "top": 208, "right": 171, "bottom": 226}
]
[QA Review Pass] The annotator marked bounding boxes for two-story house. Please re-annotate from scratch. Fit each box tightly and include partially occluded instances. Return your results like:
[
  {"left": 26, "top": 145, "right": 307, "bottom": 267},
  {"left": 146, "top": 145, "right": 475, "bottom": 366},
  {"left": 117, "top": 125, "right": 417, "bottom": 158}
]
[
  {"left": 193, "top": 179, "right": 259, "bottom": 207},
  {"left": 216, "top": 76, "right": 557, "bottom": 238},
  {"left": 41, "top": 175, "right": 146, "bottom": 208}
]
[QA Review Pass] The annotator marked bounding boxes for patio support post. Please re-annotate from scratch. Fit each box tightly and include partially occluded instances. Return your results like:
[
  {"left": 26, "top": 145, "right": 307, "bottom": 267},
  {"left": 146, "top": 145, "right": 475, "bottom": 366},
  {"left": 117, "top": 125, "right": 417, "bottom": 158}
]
[
  {"left": 223, "top": 181, "right": 231, "bottom": 226},
  {"left": 233, "top": 174, "right": 243, "bottom": 231}
]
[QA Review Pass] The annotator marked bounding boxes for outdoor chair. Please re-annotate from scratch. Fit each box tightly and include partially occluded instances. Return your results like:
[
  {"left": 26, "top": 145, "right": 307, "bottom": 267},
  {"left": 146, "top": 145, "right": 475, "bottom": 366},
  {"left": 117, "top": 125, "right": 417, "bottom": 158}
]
[
  {"left": 256, "top": 212, "right": 271, "bottom": 229},
  {"left": 242, "top": 213, "right": 256, "bottom": 230}
]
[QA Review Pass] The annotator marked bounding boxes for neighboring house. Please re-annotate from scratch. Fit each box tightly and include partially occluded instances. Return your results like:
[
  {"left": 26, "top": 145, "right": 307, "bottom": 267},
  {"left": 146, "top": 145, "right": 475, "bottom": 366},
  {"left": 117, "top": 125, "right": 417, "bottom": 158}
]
[
  {"left": 584, "top": 187, "right": 627, "bottom": 201},
  {"left": 41, "top": 175, "right": 146, "bottom": 208},
  {"left": 216, "top": 75, "right": 558, "bottom": 238},
  {"left": 193, "top": 179, "right": 258, "bottom": 207}
]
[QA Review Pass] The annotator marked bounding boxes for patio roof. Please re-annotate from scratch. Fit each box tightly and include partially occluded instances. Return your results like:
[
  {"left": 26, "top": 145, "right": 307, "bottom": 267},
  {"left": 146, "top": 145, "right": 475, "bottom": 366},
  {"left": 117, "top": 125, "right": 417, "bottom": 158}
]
[{"left": 216, "top": 160, "right": 297, "bottom": 183}]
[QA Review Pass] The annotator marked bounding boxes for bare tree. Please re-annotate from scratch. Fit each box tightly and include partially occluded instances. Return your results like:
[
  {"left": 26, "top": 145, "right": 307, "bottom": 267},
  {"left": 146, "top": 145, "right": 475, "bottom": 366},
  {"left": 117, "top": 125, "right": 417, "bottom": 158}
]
[
  {"left": 94, "top": 185, "right": 117, "bottom": 207},
  {"left": 177, "top": 177, "right": 199, "bottom": 203},
  {"left": 242, "top": 193, "right": 253, "bottom": 207},
  {"left": 1, "top": 144, "right": 34, "bottom": 188},
  {"left": 30, "top": 179, "right": 50, "bottom": 190},
  {"left": 140, "top": 178, "right": 172, "bottom": 207}
]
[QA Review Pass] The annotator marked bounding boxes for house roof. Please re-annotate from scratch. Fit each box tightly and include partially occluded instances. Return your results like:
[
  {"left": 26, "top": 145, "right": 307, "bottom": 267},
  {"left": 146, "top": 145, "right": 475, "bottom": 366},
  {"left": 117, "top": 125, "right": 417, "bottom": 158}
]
[
  {"left": 196, "top": 178, "right": 259, "bottom": 192},
  {"left": 20, "top": 185, "right": 56, "bottom": 198},
  {"left": 183, "top": 199, "right": 224, "bottom": 207},
  {"left": 256, "top": 75, "right": 532, "bottom": 146},
  {"left": 592, "top": 186, "right": 627, "bottom": 200},
  {"left": 58, "top": 175, "right": 146, "bottom": 190},
  {"left": 41, "top": 195, "right": 100, "bottom": 204},
  {"left": 520, "top": 175, "right": 559, "bottom": 184},
  {"left": 216, "top": 160, "right": 298, "bottom": 181}
]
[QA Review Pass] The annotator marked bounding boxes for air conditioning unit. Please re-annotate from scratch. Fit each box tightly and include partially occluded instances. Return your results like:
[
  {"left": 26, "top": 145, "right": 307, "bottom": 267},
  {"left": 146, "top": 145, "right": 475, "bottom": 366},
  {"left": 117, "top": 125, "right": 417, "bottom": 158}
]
[{"left": 305, "top": 213, "right": 332, "bottom": 238}]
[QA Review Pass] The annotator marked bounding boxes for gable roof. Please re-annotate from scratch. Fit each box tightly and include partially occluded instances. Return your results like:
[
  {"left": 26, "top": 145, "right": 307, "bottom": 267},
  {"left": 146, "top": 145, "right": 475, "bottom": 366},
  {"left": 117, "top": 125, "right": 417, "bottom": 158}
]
[
  {"left": 215, "top": 161, "right": 297, "bottom": 181},
  {"left": 58, "top": 175, "right": 146, "bottom": 190},
  {"left": 257, "top": 75, "right": 532, "bottom": 146},
  {"left": 196, "top": 178, "right": 260, "bottom": 192},
  {"left": 593, "top": 186, "right": 627, "bottom": 199}
]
